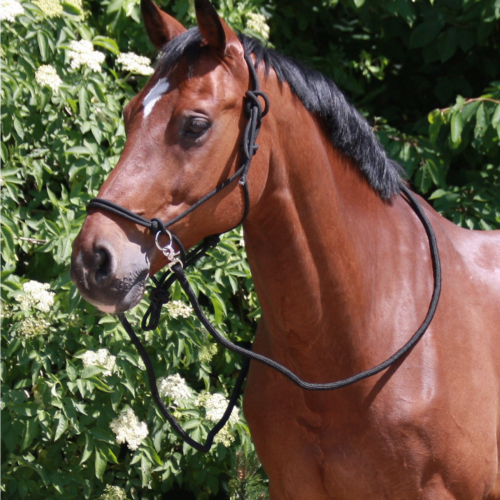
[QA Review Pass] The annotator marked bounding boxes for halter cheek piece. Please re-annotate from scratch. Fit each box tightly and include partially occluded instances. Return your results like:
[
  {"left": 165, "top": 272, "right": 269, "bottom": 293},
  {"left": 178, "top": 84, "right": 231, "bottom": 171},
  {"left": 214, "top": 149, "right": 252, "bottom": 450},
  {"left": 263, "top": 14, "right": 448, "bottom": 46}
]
[{"left": 86, "top": 52, "right": 442, "bottom": 452}]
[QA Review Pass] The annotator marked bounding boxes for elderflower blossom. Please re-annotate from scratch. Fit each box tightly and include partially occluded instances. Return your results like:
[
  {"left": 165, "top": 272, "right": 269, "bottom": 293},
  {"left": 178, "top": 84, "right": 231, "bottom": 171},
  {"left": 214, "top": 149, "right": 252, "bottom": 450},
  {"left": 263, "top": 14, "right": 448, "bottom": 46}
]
[
  {"left": 0, "top": 0, "right": 24, "bottom": 21},
  {"left": 110, "top": 408, "right": 149, "bottom": 451},
  {"left": 82, "top": 349, "right": 116, "bottom": 376},
  {"left": 116, "top": 52, "right": 154, "bottom": 76},
  {"left": 99, "top": 485, "right": 127, "bottom": 500},
  {"left": 197, "top": 392, "right": 239, "bottom": 424},
  {"left": 35, "top": 65, "right": 63, "bottom": 92},
  {"left": 68, "top": 40, "right": 105, "bottom": 72},
  {"left": 16, "top": 316, "right": 51, "bottom": 338},
  {"left": 245, "top": 13, "right": 270, "bottom": 40},
  {"left": 214, "top": 425, "right": 235, "bottom": 446},
  {"left": 33, "top": 0, "right": 63, "bottom": 18},
  {"left": 166, "top": 300, "right": 193, "bottom": 319},
  {"left": 199, "top": 343, "right": 217, "bottom": 364},
  {"left": 196, "top": 392, "right": 239, "bottom": 446},
  {"left": 16, "top": 281, "right": 55, "bottom": 313},
  {"left": 157, "top": 374, "right": 191, "bottom": 405}
]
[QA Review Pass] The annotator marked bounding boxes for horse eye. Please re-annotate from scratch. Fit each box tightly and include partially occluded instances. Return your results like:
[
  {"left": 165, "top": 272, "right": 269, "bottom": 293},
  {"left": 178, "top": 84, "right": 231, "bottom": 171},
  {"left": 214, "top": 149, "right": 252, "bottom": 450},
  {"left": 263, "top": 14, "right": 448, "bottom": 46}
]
[{"left": 184, "top": 117, "right": 210, "bottom": 138}]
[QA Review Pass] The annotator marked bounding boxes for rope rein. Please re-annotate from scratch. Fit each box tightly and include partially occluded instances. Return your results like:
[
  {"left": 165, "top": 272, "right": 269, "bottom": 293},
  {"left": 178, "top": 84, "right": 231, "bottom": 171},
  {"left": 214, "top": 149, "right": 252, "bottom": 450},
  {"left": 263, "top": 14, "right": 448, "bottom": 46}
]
[{"left": 86, "top": 52, "right": 441, "bottom": 452}]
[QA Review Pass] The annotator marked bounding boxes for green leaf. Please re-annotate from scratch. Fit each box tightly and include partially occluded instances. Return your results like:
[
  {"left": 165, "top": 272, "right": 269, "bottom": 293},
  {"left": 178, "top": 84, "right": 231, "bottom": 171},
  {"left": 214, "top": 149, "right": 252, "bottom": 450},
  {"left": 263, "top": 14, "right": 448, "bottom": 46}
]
[
  {"left": 65, "top": 146, "right": 92, "bottom": 155},
  {"left": 61, "top": 1, "right": 83, "bottom": 15},
  {"left": 353, "top": 0, "right": 365, "bottom": 7},
  {"left": 95, "top": 447, "right": 107, "bottom": 480},
  {"left": 409, "top": 20, "right": 443, "bottom": 48},
  {"left": 11, "top": 403, "right": 39, "bottom": 417},
  {"left": 474, "top": 102, "right": 487, "bottom": 138},
  {"left": 90, "top": 427, "right": 116, "bottom": 444},
  {"left": 492, "top": 105, "right": 500, "bottom": 128},
  {"left": 54, "top": 412, "right": 68, "bottom": 441},
  {"left": 450, "top": 111, "right": 464, "bottom": 146},
  {"left": 438, "top": 27, "right": 457, "bottom": 63},
  {"left": 66, "top": 361, "right": 78, "bottom": 381},
  {"left": 141, "top": 453, "right": 152, "bottom": 488},
  {"left": 92, "top": 36, "right": 120, "bottom": 55},
  {"left": 21, "top": 418, "right": 39, "bottom": 451},
  {"left": 80, "top": 433, "right": 94, "bottom": 465},
  {"left": 37, "top": 31, "right": 48, "bottom": 61},
  {"left": 142, "top": 440, "right": 163, "bottom": 466},
  {"left": 79, "top": 86, "right": 89, "bottom": 120},
  {"left": 81, "top": 365, "right": 103, "bottom": 378},
  {"left": 210, "top": 292, "right": 227, "bottom": 324},
  {"left": 88, "top": 376, "right": 112, "bottom": 392}
]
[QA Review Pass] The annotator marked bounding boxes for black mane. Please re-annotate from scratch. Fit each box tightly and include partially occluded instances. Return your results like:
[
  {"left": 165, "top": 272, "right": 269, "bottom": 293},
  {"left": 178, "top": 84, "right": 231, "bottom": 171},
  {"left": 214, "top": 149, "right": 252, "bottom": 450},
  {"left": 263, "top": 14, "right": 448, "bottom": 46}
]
[{"left": 158, "top": 29, "right": 404, "bottom": 199}]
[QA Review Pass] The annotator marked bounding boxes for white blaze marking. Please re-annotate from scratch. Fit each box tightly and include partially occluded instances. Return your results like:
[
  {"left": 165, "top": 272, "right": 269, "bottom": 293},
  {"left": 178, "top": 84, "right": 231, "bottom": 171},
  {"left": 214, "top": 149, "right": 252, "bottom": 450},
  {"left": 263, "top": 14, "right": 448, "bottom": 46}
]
[{"left": 143, "top": 78, "right": 170, "bottom": 118}]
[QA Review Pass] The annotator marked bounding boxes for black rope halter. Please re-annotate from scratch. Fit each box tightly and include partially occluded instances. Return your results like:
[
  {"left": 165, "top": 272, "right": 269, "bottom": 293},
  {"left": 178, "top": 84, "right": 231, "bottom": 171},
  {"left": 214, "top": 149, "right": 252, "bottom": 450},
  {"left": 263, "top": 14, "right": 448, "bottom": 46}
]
[{"left": 86, "top": 51, "right": 442, "bottom": 452}]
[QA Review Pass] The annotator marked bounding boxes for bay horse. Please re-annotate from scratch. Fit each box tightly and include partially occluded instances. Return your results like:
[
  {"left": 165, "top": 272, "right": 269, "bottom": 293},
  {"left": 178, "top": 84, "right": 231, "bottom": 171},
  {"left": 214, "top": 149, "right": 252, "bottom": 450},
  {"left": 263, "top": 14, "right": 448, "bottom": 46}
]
[{"left": 71, "top": 0, "right": 500, "bottom": 498}]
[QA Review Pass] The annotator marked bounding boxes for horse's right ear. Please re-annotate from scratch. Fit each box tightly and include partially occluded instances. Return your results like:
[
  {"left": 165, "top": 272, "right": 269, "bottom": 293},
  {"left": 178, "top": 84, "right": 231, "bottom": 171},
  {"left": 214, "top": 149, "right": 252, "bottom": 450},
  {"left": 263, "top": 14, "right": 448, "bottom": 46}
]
[{"left": 141, "top": 0, "right": 186, "bottom": 50}]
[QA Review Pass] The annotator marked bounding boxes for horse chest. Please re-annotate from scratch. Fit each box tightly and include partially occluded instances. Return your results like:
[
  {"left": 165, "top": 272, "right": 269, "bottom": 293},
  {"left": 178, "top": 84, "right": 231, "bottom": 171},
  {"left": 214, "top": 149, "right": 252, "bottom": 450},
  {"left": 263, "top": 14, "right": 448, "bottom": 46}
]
[{"left": 244, "top": 376, "right": 419, "bottom": 499}]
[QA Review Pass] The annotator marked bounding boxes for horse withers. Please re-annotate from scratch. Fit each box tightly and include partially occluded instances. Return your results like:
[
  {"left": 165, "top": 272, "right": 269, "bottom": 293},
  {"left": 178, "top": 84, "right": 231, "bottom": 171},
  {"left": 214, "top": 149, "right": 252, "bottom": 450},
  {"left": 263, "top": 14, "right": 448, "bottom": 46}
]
[{"left": 71, "top": 1, "right": 500, "bottom": 498}]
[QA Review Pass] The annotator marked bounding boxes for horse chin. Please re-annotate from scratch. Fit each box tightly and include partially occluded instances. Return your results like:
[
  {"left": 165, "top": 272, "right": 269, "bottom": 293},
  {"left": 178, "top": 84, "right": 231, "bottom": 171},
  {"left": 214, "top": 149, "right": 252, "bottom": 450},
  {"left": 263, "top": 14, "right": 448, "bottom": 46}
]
[{"left": 82, "top": 268, "right": 149, "bottom": 314}]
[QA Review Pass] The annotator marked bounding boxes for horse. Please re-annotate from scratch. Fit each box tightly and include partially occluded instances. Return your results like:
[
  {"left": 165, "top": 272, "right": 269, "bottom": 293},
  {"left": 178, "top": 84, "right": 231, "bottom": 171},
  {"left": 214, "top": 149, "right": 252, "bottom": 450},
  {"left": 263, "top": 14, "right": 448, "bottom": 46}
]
[{"left": 70, "top": 0, "right": 500, "bottom": 498}]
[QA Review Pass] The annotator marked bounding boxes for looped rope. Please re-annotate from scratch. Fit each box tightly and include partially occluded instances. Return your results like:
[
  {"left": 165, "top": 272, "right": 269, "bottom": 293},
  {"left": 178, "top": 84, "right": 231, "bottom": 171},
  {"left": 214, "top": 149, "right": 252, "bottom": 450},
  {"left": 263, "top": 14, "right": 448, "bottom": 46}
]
[{"left": 245, "top": 90, "right": 270, "bottom": 120}]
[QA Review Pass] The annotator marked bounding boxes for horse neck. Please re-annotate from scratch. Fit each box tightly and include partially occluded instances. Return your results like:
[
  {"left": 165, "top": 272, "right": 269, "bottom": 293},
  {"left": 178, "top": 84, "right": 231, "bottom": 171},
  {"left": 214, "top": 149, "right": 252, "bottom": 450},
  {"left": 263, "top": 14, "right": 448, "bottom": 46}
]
[{"left": 244, "top": 81, "right": 399, "bottom": 380}]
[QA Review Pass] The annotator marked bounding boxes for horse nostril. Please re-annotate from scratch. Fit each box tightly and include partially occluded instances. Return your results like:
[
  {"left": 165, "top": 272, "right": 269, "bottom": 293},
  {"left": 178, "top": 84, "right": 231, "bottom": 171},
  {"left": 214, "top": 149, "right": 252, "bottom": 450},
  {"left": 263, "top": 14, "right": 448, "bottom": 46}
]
[{"left": 94, "top": 247, "right": 113, "bottom": 284}]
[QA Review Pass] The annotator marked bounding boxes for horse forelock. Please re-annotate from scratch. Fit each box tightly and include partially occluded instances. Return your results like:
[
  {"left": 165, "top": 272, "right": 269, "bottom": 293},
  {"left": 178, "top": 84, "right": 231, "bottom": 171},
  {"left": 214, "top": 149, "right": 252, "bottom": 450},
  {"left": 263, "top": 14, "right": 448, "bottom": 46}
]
[{"left": 153, "top": 28, "right": 404, "bottom": 199}]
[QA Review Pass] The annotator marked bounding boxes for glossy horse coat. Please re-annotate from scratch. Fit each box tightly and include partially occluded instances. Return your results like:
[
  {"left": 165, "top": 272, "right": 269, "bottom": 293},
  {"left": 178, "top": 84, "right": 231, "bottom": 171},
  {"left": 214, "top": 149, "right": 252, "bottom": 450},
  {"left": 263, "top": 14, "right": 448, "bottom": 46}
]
[{"left": 71, "top": 1, "right": 500, "bottom": 498}]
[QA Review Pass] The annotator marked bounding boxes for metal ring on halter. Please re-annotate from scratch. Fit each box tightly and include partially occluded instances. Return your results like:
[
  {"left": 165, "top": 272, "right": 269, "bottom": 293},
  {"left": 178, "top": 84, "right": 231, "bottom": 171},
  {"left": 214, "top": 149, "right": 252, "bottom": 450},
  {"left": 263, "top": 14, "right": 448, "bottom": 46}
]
[
  {"left": 155, "top": 229, "right": 174, "bottom": 252},
  {"left": 155, "top": 230, "right": 183, "bottom": 270}
]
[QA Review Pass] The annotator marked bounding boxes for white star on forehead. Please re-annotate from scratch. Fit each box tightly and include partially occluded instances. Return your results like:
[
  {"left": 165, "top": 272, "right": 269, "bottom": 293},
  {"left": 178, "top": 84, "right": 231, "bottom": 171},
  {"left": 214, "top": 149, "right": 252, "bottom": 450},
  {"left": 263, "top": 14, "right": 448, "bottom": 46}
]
[{"left": 143, "top": 77, "right": 170, "bottom": 118}]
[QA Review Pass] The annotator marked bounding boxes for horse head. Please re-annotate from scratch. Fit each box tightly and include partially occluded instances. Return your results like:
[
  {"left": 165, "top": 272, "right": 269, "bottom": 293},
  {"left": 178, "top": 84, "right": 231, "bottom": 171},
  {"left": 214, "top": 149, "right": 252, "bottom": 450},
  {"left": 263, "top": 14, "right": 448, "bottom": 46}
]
[{"left": 71, "top": 0, "right": 269, "bottom": 313}]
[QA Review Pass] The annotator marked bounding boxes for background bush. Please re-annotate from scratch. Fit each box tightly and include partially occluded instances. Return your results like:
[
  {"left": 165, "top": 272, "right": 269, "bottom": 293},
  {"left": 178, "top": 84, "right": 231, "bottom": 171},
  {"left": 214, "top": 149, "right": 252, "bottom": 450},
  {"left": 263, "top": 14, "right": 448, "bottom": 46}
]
[{"left": 1, "top": 0, "right": 499, "bottom": 499}]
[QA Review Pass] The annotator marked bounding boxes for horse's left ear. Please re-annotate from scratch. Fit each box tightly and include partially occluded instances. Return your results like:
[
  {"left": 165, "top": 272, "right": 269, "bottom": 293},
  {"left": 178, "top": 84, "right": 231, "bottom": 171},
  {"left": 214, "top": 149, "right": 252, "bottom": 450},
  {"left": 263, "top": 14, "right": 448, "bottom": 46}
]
[{"left": 194, "top": 0, "right": 243, "bottom": 59}]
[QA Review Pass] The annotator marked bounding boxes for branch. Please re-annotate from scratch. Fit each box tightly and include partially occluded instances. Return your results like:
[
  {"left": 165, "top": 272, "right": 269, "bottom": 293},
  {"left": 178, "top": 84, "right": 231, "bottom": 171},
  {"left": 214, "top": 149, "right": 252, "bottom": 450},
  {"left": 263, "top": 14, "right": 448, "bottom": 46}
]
[{"left": 440, "top": 97, "right": 500, "bottom": 113}]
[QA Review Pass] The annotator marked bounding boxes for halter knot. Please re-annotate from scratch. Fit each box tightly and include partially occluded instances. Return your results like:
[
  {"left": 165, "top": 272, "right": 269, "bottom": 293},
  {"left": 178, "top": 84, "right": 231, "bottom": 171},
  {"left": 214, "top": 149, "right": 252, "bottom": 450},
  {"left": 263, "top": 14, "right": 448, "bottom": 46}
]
[
  {"left": 244, "top": 90, "right": 270, "bottom": 120},
  {"left": 142, "top": 285, "right": 171, "bottom": 331},
  {"left": 150, "top": 217, "right": 167, "bottom": 235}
]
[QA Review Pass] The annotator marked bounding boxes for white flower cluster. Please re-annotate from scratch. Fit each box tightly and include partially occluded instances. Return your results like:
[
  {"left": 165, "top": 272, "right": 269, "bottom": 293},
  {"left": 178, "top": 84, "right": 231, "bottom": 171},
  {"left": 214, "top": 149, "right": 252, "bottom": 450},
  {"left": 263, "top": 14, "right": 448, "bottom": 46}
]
[
  {"left": 196, "top": 392, "right": 239, "bottom": 446},
  {"left": 0, "top": 0, "right": 24, "bottom": 22},
  {"left": 116, "top": 52, "right": 154, "bottom": 76},
  {"left": 99, "top": 485, "right": 127, "bottom": 500},
  {"left": 16, "top": 281, "right": 55, "bottom": 313},
  {"left": 33, "top": 0, "right": 63, "bottom": 17},
  {"left": 82, "top": 348, "right": 116, "bottom": 376},
  {"left": 246, "top": 12, "right": 270, "bottom": 40},
  {"left": 110, "top": 408, "right": 149, "bottom": 451},
  {"left": 197, "top": 392, "right": 239, "bottom": 424},
  {"left": 68, "top": 40, "right": 105, "bottom": 72},
  {"left": 166, "top": 300, "right": 193, "bottom": 319},
  {"left": 157, "top": 374, "right": 191, "bottom": 405},
  {"left": 35, "top": 65, "right": 63, "bottom": 92},
  {"left": 16, "top": 316, "right": 51, "bottom": 338},
  {"left": 198, "top": 343, "right": 217, "bottom": 364},
  {"left": 214, "top": 425, "right": 235, "bottom": 446}
]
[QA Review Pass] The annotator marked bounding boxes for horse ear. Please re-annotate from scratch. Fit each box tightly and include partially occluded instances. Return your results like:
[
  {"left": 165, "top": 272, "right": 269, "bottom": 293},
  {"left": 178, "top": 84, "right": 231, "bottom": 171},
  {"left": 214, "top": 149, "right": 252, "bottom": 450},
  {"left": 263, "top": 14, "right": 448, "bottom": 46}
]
[
  {"left": 141, "top": 0, "right": 186, "bottom": 50},
  {"left": 194, "top": 0, "right": 243, "bottom": 58}
]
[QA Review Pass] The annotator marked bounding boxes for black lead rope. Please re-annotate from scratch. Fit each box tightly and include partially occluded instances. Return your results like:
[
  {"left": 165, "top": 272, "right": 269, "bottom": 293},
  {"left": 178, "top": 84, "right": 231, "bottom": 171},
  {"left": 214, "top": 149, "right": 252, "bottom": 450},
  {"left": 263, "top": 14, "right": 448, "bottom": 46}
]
[{"left": 87, "top": 52, "right": 442, "bottom": 452}]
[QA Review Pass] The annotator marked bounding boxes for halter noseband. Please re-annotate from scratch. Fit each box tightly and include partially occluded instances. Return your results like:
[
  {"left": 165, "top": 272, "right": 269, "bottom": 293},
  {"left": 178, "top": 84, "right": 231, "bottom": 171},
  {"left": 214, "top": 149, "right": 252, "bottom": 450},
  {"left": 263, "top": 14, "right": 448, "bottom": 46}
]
[{"left": 85, "top": 51, "right": 442, "bottom": 453}]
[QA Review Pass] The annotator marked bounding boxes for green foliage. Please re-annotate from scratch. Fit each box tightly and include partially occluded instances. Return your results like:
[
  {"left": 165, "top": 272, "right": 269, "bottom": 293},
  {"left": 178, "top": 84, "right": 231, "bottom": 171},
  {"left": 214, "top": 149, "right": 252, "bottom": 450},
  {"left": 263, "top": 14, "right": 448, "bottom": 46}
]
[
  {"left": 1, "top": 0, "right": 499, "bottom": 499},
  {"left": 1, "top": 1, "right": 265, "bottom": 499}
]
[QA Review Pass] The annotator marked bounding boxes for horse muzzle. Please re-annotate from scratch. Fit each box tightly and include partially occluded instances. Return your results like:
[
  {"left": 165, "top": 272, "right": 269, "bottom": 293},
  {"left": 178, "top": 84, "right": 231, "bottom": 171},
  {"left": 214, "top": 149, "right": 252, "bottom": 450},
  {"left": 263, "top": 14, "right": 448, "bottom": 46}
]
[{"left": 70, "top": 218, "right": 150, "bottom": 313}]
